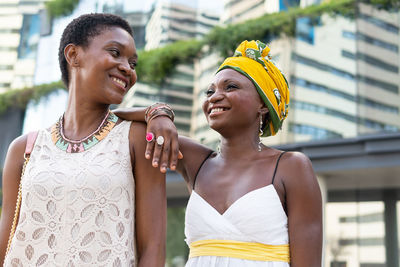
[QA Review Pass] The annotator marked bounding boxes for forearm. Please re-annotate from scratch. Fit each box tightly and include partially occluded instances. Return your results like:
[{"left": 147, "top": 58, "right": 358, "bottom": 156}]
[
  {"left": 113, "top": 107, "right": 146, "bottom": 122},
  {"left": 137, "top": 244, "right": 165, "bottom": 267}
]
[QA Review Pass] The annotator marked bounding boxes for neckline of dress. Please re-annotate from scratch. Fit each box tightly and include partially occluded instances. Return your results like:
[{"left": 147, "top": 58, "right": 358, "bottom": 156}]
[
  {"left": 50, "top": 111, "right": 119, "bottom": 153},
  {"left": 191, "top": 184, "right": 286, "bottom": 217}
]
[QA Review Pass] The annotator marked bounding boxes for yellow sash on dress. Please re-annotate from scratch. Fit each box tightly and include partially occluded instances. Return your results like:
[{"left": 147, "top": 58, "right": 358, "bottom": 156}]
[{"left": 189, "top": 239, "right": 290, "bottom": 262}]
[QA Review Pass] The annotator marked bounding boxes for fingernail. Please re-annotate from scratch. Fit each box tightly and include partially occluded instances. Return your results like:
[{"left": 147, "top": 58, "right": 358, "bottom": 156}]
[
  {"left": 153, "top": 161, "right": 158, "bottom": 167},
  {"left": 161, "top": 166, "right": 166, "bottom": 173},
  {"left": 170, "top": 165, "right": 176, "bottom": 170},
  {"left": 145, "top": 153, "right": 150, "bottom": 159}
]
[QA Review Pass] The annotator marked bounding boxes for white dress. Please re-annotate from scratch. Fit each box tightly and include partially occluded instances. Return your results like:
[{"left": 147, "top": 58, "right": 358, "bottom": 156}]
[
  {"left": 4, "top": 120, "right": 136, "bottom": 267},
  {"left": 185, "top": 185, "right": 290, "bottom": 267}
]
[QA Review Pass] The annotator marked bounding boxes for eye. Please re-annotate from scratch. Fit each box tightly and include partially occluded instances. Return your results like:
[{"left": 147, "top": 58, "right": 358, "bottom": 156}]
[
  {"left": 129, "top": 61, "right": 137, "bottom": 70},
  {"left": 109, "top": 48, "right": 120, "bottom": 57},
  {"left": 205, "top": 88, "right": 214, "bottom": 96},
  {"left": 226, "top": 83, "right": 238, "bottom": 90}
]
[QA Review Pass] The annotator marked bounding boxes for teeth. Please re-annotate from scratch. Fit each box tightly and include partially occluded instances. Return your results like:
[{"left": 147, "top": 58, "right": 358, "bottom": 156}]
[
  {"left": 210, "top": 108, "right": 224, "bottom": 114},
  {"left": 112, "top": 77, "right": 126, "bottom": 88}
]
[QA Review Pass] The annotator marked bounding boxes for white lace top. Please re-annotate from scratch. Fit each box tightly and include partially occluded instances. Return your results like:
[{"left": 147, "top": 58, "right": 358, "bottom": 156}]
[{"left": 4, "top": 120, "right": 136, "bottom": 267}]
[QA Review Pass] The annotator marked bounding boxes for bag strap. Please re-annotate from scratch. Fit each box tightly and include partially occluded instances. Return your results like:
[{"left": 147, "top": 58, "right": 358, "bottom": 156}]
[
  {"left": 25, "top": 131, "right": 38, "bottom": 156},
  {"left": 6, "top": 131, "right": 38, "bottom": 255}
]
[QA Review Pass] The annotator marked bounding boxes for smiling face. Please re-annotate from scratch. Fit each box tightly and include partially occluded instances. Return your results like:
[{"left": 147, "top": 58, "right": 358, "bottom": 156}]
[
  {"left": 202, "top": 68, "right": 266, "bottom": 135},
  {"left": 70, "top": 26, "right": 137, "bottom": 105}
]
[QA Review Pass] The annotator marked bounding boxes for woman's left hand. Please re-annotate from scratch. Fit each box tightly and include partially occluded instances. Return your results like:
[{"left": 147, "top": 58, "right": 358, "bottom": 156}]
[
  {"left": 145, "top": 116, "right": 182, "bottom": 173},
  {"left": 113, "top": 107, "right": 182, "bottom": 173}
]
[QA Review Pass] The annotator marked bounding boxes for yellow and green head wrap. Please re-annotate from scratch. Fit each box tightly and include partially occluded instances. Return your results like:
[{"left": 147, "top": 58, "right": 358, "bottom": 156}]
[{"left": 217, "top": 40, "right": 290, "bottom": 136}]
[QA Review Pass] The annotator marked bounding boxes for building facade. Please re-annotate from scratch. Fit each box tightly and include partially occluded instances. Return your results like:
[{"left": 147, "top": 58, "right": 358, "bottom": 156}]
[
  {"left": 145, "top": 0, "right": 219, "bottom": 50},
  {"left": 0, "top": 0, "right": 45, "bottom": 93},
  {"left": 191, "top": 0, "right": 400, "bottom": 148},
  {"left": 121, "top": 0, "right": 220, "bottom": 136}
]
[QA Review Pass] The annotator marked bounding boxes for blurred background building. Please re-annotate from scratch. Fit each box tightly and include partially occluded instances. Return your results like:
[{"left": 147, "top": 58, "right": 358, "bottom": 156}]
[
  {"left": 0, "top": 0, "right": 399, "bottom": 266},
  {"left": 0, "top": 0, "right": 45, "bottom": 93},
  {"left": 122, "top": 0, "right": 220, "bottom": 136}
]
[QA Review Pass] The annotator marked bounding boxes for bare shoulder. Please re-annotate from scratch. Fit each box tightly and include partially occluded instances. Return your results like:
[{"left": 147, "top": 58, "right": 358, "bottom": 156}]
[
  {"left": 6, "top": 134, "right": 29, "bottom": 160},
  {"left": 2, "top": 133, "right": 30, "bottom": 194},
  {"left": 128, "top": 121, "right": 147, "bottom": 157},
  {"left": 281, "top": 151, "right": 313, "bottom": 168},
  {"left": 279, "top": 151, "right": 316, "bottom": 186}
]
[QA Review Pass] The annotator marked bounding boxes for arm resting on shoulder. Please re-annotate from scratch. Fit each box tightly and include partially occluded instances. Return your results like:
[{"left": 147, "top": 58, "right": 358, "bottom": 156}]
[
  {"left": 114, "top": 107, "right": 181, "bottom": 173},
  {"left": 114, "top": 107, "right": 214, "bottom": 191},
  {"left": 175, "top": 135, "right": 214, "bottom": 192}
]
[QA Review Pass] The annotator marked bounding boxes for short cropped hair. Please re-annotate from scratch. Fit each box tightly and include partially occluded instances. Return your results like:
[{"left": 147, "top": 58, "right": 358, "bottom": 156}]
[{"left": 58, "top": 13, "right": 133, "bottom": 87}]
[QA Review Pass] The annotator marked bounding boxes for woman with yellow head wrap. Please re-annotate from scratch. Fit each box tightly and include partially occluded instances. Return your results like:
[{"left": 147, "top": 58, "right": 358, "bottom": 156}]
[
  {"left": 115, "top": 40, "right": 322, "bottom": 267},
  {"left": 217, "top": 40, "right": 290, "bottom": 137}
]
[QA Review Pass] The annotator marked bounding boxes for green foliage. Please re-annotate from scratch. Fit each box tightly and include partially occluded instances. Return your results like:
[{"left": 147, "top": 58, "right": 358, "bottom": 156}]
[
  {"left": 0, "top": 81, "right": 66, "bottom": 114},
  {"left": 136, "top": 39, "right": 203, "bottom": 85},
  {"left": 46, "top": 0, "right": 80, "bottom": 18},
  {"left": 166, "top": 207, "right": 188, "bottom": 264}
]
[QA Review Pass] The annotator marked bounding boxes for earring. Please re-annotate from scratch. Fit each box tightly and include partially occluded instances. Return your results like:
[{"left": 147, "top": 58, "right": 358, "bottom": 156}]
[
  {"left": 258, "top": 114, "right": 263, "bottom": 152},
  {"left": 217, "top": 139, "right": 221, "bottom": 154}
]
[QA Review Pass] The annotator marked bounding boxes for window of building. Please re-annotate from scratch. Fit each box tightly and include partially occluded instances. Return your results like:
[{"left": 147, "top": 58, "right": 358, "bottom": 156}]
[
  {"left": 0, "top": 65, "right": 13, "bottom": 71},
  {"left": 291, "top": 100, "right": 356, "bottom": 123},
  {"left": 18, "top": 14, "right": 40, "bottom": 59},
  {"left": 357, "top": 75, "right": 398, "bottom": 94},
  {"left": 173, "top": 110, "right": 192, "bottom": 119},
  {"left": 342, "top": 50, "right": 399, "bottom": 73},
  {"left": 0, "top": 47, "right": 17, "bottom": 52},
  {"left": 342, "top": 30, "right": 399, "bottom": 53},
  {"left": 326, "top": 201, "right": 386, "bottom": 267},
  {"left": 279, "top": 0, "right": 301, "bottom": 11},
  {"left": 291, "top": 76, "right": 356, "bottom": 102},
  {"left": 363, "top": 119, "right": 398, "bottom": 132},
  {"left": 296, "top": 17, "right": 316, "bottom": 44},
  {"left": 223, "top": 0, "right": 242, "bottom": 10},
  {"left": 293, "top": 54, "right": 399, "bottom": 94},
  {"left": 0, "top": 83, "right": 11, "bottom": 88},
  {"left": 0, "top": 29, "right": 20, "bottom": 34},
  {"left": 293, "top": 53, "right": 355, "bottom": 80},
  {"left": 289, "top": 123, "right": 343, "bottom": 140},
  {"left": 358, "top": 13, "right": 399, "bottom": 34},
  {"left": 360, "top": 97, "right": 399, "bottom": 114}
]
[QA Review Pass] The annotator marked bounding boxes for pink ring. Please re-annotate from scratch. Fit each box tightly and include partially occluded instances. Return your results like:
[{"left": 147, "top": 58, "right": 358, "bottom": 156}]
[{"left": 146, "top": 132, "right": 155, "bottom": 142}]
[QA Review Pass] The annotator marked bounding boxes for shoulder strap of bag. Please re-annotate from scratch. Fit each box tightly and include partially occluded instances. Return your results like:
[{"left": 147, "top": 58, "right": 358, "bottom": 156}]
[
  {"left": 25, "top": 131, "right": 38, "bottom": 156},
  {"left": 6, "top": 131, "right": 38, "bottom": 255}
]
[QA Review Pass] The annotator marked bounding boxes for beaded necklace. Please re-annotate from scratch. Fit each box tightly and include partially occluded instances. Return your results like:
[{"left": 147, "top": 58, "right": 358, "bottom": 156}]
[{"left": 51, "top": 110, "right": 118, "bottom": 153}]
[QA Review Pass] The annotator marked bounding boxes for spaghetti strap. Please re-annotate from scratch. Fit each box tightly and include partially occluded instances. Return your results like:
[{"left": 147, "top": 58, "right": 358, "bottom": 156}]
[
  {"left": 271, "top": 151, "right": 287, "bottom": 185},
  {"left": 193, "top": 150, "right": 214, "bottom": 190}
]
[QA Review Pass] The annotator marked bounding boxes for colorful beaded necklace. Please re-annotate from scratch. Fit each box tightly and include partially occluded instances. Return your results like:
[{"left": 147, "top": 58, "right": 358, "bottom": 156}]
[{"left": 51, "top": 110, "right": 118, "bottom": 153}]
